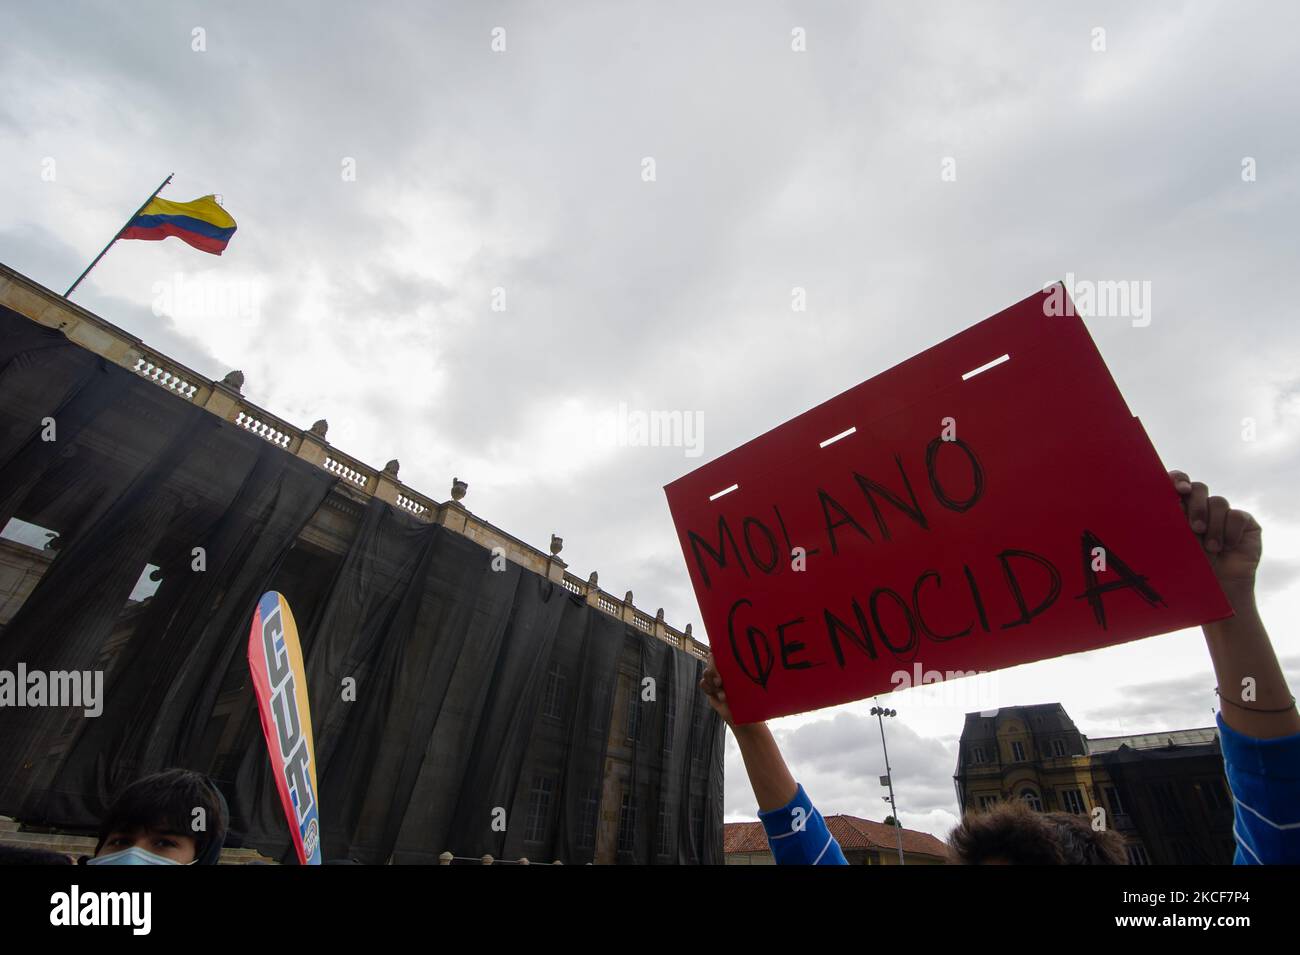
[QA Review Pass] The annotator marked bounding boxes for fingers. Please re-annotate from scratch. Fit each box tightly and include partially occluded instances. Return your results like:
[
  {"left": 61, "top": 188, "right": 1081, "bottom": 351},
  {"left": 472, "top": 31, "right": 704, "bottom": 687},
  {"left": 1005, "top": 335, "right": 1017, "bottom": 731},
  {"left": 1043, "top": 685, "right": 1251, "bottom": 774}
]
[
  {"left": 699, "top": 657, "right": 725, "bottom": 700},
  {"left": 1186, "top": 481, "right": 1209, "bottom": 534},
  {"left": 1167, "top": 472, "right": 1261, "bottom": 569},
  {"left": 1223, "top": 508, "right": 1253, "bottom": 552},
  {"left": 1204, "top": 496, "right": 1230, "bottom": 553},
  {"left": 698, "top": 656, "right": 732, "bottom": 723}
]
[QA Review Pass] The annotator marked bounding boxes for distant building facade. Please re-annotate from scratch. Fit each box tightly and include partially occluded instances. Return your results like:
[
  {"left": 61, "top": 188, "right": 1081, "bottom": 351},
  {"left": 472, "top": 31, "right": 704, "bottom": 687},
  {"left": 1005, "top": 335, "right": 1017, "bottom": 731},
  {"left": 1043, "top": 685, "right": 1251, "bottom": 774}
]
[{"left": 954, "top": 703, "right": 1235, "bottom": 864}]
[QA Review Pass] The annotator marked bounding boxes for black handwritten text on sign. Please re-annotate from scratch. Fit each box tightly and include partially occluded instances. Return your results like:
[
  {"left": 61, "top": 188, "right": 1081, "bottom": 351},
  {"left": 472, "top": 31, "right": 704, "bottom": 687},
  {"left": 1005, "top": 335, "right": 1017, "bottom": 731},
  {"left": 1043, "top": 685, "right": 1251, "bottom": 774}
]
[{"left": 664, "top": 288, "right": 1229, "bottom": 723}]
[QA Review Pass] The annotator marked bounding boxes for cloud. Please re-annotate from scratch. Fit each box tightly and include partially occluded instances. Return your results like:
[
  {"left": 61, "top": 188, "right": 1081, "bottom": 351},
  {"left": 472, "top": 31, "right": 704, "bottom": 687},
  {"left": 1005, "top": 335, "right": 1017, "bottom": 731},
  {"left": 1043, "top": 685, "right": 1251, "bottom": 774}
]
[
  {"left": 724, "top": 708, "right": 962, "bottom": 838},
  {"left": 1081, "top": 655, "right": 1300, "bottom": 733},
  {"left": 4, "top": 0, "right": 1300, "bottom": 840}
]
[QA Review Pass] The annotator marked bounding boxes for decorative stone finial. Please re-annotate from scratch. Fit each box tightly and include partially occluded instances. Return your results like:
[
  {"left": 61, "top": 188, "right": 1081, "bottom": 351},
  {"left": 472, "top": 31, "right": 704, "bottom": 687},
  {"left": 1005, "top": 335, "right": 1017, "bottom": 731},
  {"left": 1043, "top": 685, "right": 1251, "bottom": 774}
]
[
  {"left": 383, "top": 459, "right": 400, "bottom": 477},
  {"left": 684, "top": 623, "right": 693, "bottom": 638},
  {"left": 310, "top": 419, "right": 329, "bottom": 438},
  {"left": 451, "top": 477, "right": 468, "bottom": 502},
  {"left": 655, "top": 608, "right": 664, "bottom": 623},
  {"left": 549, "top": 534, "right": 563, "bottom": 556},
  {"left": 221, "top": 370, "right": 244, "bottom": 392},
  {"left": 624, "top": 590, "right": 634, "bottom": 604},
  {"left": 587, "top": 571, "right": 598, "bottom": 588}
]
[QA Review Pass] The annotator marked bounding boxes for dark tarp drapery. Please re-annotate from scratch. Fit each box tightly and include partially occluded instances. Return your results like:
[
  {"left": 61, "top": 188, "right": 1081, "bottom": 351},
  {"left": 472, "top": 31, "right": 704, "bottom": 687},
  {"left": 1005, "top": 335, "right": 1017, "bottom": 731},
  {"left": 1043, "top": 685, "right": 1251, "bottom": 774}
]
[
  {"left": 1094, "top": 746, "right": 1233, "bottom": 864},
  {"left": 0, "top": 306, "right": 339, "bottom": 821},
  {"left": 0, "top": 305, "right": 724, "bottom": 863}
]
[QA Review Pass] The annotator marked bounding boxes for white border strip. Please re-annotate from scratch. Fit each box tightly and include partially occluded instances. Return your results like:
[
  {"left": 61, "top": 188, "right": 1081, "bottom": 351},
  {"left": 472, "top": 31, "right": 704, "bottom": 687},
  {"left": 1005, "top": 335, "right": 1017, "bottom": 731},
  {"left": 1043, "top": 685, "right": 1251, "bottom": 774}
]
[
  {"left": 961, "top": 353, "right": 1011, "bottom": 381},
  {"left": 819, "top": 427, "right": 857, "bottom": 449}
]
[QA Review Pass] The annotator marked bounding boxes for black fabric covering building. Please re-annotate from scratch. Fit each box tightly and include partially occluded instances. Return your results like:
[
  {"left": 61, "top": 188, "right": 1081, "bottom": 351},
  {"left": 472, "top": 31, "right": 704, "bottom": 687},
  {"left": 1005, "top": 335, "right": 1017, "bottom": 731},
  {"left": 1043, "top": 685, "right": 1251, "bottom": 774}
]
[
  {"left": 0, "top": 305, "right": 724, "bottom": 863},
  {"left": 1094, "top": 744, "right": 1235, "bottom": 865}
]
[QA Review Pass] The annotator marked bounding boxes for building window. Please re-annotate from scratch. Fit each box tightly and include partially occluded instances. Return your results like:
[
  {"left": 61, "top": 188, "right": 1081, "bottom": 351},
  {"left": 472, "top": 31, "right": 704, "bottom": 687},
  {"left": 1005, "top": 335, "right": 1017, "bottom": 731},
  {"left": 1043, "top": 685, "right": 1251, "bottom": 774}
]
[
  {"left": 542, "top": 664, "right": 565, "bottom": 720},
  {"left": 1060, "top": 788, "right": 1086, "bottom": 814},
  {"left": 971, "top": 746, "right": 987, "bottom": 765},
  {"left": 1200, "top": 778, "right": 1229, "bottom": 814},
  {"left": 525, "top": 775, "right": 554, "bottom": 843},
  {"left": 1010, "top": 741, "right": 1026, "bottom": 762},
  {"left": 578, "top": 787, "right": 599, "bottom": 850},
  {"left": 625, "top": 691, "right": 641, "bottom": 743},
  {"left": 1020, "top": 788, "right": 1043, "bottom": 811},
  {"left": 1052, "top": 739, "right": 1067, "bottom": 757},
  {"left": 617, "top": 792, "right": 638, "bottom": 852},
  {"left": 662, "top": 684, "right": 676, "bottom": 755},
  {"left": 1154, "top": 782, "right": 1184, "bottom": 822},
  {"left": 1127, "top": 844, "right": 1150, "bottom": 865},
  {"left": 589, "top": 687, "right": 609, "bottom": 734},
  {"left": 657, "top": 798, "right": 672, "bottom": 857},
  {"left": 977, "top": 794, "right": 999, "bottom": 810},
  {"left": 1104, "top": 785, "right": 1127, "bottom": 816},
  {"left": 691, "top": 703, "right": 704, "bottom": 762}
]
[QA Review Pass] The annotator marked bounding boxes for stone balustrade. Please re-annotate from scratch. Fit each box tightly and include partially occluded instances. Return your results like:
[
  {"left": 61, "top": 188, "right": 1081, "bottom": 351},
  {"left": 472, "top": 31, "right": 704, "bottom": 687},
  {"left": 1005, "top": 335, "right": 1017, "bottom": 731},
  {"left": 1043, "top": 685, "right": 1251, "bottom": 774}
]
[{"left": 0, "top": 263, "right": 709, "bottom": 660}]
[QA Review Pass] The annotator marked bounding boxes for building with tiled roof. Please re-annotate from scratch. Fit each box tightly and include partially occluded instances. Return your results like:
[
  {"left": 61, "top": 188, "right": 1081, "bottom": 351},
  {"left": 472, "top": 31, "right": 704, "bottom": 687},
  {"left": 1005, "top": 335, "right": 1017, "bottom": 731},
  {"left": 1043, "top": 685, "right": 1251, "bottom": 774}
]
[{"left": 724, "top": 814, "right": 949, "bottom": 865}]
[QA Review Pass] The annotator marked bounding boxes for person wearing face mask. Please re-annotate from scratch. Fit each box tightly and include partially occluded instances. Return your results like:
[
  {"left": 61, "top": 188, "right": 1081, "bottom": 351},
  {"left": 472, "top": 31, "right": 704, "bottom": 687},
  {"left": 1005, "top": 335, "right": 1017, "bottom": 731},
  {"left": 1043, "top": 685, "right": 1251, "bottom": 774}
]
[{"left": 83, "top": 769, "right": 229, "bottom": 866}]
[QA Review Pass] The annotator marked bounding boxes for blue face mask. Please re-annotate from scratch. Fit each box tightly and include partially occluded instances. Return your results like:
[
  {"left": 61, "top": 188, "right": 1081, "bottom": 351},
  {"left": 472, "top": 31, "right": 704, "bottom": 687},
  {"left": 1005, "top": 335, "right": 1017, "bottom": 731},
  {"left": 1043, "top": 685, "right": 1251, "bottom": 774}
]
[{"left": 88, "top": 846, "right": 186, "bottom": 866}]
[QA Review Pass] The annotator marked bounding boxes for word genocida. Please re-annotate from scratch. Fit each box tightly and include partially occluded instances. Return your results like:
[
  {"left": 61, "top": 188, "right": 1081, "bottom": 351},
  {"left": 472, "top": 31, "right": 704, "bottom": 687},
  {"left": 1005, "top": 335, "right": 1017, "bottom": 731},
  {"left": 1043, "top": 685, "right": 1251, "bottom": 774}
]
[{"left": 686, "top": 436, "right": 1166, "bottom": 688}]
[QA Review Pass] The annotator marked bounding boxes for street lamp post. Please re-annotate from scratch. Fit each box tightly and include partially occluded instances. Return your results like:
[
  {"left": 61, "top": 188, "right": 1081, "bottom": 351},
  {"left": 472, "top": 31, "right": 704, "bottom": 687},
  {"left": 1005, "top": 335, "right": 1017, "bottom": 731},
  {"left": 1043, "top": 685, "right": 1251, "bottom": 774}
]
[{"left": 871, "top": 703, "right": 905, "bottom": 865}]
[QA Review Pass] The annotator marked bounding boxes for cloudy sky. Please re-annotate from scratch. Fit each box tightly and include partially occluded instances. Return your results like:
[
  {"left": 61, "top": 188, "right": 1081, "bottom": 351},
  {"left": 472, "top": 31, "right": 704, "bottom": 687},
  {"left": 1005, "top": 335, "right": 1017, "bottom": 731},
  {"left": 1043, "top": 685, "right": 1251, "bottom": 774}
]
[{"left": 3, "top": 1, "right": 1298, "bottom": 839}]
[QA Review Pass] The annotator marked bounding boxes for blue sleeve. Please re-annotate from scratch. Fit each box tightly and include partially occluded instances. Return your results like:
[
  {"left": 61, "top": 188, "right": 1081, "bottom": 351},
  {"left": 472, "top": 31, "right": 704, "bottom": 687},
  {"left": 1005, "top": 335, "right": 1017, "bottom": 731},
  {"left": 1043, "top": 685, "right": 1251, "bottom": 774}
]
[
  {"left": 1218, "top": 713, "right": 1300, "bottom": 865},
  {"left": 757, "top": 783, "right": 849, "bottom": 865}
]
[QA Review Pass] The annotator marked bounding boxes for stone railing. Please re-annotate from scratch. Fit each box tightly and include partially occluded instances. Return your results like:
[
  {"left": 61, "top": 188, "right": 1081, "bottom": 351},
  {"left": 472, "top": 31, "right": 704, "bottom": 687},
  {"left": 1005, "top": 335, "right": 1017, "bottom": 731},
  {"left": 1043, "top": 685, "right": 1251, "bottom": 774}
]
[
  {"left": 0, "top": 263, "right": 709, "bottom": 660},
  {"left": 131, "top": 352, "right": 204, "bottom": 402},
  {"left": 437, "top": 852, "right": 570, "bottom": 865}
]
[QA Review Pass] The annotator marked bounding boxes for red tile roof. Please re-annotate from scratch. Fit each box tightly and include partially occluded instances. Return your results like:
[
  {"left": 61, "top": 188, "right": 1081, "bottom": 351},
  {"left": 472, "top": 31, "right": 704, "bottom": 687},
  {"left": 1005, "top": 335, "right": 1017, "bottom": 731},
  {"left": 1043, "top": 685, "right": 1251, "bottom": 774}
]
[{"left": 725, "top": 815, "right": 949, "bottom": 859}]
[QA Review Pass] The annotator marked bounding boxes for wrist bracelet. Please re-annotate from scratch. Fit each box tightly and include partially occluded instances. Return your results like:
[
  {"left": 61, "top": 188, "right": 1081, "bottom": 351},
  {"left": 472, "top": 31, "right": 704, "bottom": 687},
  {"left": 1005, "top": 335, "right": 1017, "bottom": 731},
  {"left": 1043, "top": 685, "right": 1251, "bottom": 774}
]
[{"left": 1215, "top": 688, "right": 1298, "bottom": 713}]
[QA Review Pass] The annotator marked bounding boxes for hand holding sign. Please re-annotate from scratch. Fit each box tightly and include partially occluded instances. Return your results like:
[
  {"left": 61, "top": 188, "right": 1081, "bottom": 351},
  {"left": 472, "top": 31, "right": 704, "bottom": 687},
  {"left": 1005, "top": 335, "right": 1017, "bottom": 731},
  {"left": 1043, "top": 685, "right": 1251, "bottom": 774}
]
[
  {"left": 1170, "top": 470, "right": 1262, "bottom": 590},
  {"left": 665, "top": 287, "right": 1232, "bottom": 724},
  {"left": 698, "top": 656, "right": 734, "bottom": 727}
]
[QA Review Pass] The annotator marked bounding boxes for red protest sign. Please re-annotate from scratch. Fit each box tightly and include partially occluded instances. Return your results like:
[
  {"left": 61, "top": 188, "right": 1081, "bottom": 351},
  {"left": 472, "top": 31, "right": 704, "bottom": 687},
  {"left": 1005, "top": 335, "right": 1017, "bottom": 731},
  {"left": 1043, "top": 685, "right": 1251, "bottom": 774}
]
[{"left": 664, "top": 287, "right": 1231, "bottom": 724}]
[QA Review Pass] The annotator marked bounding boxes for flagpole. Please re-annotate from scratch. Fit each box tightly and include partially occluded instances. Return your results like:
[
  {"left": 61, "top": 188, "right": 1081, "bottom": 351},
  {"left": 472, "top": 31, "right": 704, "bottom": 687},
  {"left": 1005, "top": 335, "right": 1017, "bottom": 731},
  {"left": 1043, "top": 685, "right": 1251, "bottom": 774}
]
[{"left": 65, "top": 173, "right": 174, "bottom": 298}]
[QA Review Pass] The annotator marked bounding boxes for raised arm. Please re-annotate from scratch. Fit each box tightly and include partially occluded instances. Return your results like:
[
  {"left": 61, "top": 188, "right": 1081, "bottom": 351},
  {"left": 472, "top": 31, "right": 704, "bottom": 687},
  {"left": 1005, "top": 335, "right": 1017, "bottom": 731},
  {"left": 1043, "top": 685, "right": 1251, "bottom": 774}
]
[
  {"left": 1169, "top": 470, "right": 1300, "bottom": 737},
  {"left": 699, "top": 659, "right": 847, "bottom": 864},
  {"left": 697, "top": 664, "right": 795, "bottom": 810},
  {"left": 1170, "top": 470, "right": 1300, "bottom": 864}
]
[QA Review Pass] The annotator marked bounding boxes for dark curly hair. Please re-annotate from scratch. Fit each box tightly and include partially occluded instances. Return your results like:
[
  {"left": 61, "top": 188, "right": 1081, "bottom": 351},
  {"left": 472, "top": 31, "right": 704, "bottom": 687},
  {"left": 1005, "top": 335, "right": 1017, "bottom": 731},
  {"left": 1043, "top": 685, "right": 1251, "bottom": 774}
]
[
  {"left": 947, "top": 797, "right": 1127, "bottom": 865},
  {"left": 95, "top": 769, "right": 229, "bottom": 865}
]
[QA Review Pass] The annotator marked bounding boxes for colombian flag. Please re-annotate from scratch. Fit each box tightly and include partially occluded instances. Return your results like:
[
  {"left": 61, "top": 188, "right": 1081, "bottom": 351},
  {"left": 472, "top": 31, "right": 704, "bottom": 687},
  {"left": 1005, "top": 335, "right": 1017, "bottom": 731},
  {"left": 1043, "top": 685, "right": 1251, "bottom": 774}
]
[{"left": 120, "top": 194, "right": 237, "bottom": 255}]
